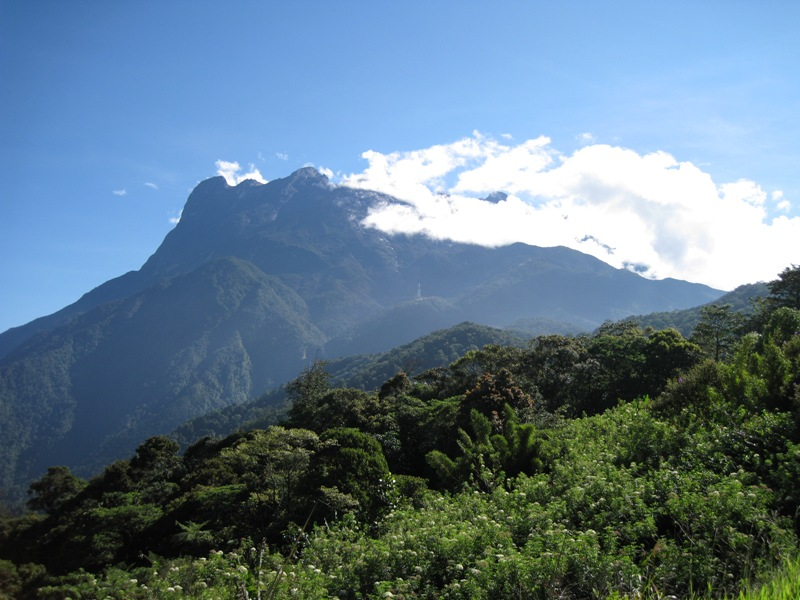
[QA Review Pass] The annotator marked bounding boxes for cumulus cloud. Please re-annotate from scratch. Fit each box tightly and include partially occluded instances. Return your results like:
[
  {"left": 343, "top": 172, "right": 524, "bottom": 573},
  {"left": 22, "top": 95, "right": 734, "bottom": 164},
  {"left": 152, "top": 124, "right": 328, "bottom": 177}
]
[
  {"left": 276, "top": 152, "right": 289, "bottom": 161},
  {"left": 112, "top": 189, "right": 127, "bottom": 196},
  {"left": 215, "top": 160, "right": 267, "bottom": 186},
  {"left": 339, "top": 133, "right": 799, "bottom": 290}
]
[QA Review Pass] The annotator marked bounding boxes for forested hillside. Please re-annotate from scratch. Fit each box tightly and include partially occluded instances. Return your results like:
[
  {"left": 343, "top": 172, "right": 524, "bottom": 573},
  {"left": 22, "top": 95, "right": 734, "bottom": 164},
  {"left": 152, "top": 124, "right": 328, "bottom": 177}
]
[
  {"left": 1, "top": 266, "right": 798, "bottom": 599},
  {"left": 0, "top": 168, "right": 724, "bottom": 500},
  {"left": 169, "top": 288, "right": 770, "bottom": 448},
  {"left": 635, "top": 282, "right": 769, "bottom": 336},
  {"left": 170, "top": 322, "right": 527, "bottom": 446}
]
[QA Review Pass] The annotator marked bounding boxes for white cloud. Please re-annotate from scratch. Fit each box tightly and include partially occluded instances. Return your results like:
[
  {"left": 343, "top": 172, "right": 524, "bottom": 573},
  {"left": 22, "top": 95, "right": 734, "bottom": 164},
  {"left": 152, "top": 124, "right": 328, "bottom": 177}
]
[
  {"left": 276, "top": 152, "right": 289, "bottom": 161},
  {"left": 215, "top": 160, "right": 267, "bottom": 186},
  {"left": 144, "top": 182, "right": 159, "bottom": 190},
  {"left": 169, "top": 209, "right": 182, "bottom": 225},
  {"left": 339, "top": 133, "right": 800, "bottom": 290},
  {"left": 112, "top": 189, "right": 126, "bottom": 196},
  {"left": 772, "top": 190, "right": 791, "bottom": 212},
  {"left": 576, "top": 132, "right": 595, "bottom": 145}
]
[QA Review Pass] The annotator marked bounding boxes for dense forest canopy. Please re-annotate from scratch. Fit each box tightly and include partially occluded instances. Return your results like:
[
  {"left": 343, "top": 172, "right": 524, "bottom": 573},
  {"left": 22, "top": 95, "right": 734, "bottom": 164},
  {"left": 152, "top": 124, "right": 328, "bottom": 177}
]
[{"left": 1, "top": 265, "right": 799, "bottom": 599}]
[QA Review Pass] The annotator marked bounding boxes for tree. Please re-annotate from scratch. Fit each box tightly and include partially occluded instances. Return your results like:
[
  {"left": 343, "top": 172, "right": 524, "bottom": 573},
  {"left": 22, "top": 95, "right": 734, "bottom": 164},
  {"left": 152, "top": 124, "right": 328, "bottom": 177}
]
[
  {"left": 130, "top": 436, "right": 181, "bottom": 479},
  {"left": 421, "top": 345, "right": 529, "bottom": 402},
  {"left": 26, "top": 466, "right": 86, "bottom": 515},
  {"left": 128, "top": 436, "right": 182, "bottom": 503},
  {"left": 768, "top": 264, "right": 800, "bottom": 310},
  {"left": 223, "top": 427, "right": 319, "bottom": 510},
  {"left": 586, "top": 325, "right": 649, "bottom": 408},
  {"left": 310, "top": 428, "right": 392, "bottom": 520},
  {"left": 594, "top": 318, "right": 642, "bottom": 337},
  {"left": 493, "top": 404, "right": 544, "bottom": 478},
  {"left": 286, "top": 360, "right": 330, "bottom": 428},
  {"left": 523, "top": 335, "right": 598, "bottom": 414},
  {"left": 653, "top": 359, "right": 723, "bottom": 417},
  {"left": 426, "top": 405, "right": 543, "bottom": 492},
  {"left": 378, "top": 371, "right": 412, "bottom": 400},
  {"left": 763, "top": 307, "right": 800, "bottom": 346},
  {"left": 751, "top": 308, "right": 800, "bottom": 411},
  {"left": 642, "top": 328, "right": 702, "bottom": 394},
  {"left": 84, "top": 502, "right": 163, "bottom": 568},
  {"left": 213, "top": 426, "right": 321, "bottom": 542},
  {"left": 462, "top": 368, "right": 535, "bottom": 428},
  {"left": 172, "top": 519, "right": 214, "bottom": 553},
  {"left": 426, "top": 409, "right": 498, "bottom": 492},
  {"left": 691, "top": 304, "right": 744, "bottom": 361}
]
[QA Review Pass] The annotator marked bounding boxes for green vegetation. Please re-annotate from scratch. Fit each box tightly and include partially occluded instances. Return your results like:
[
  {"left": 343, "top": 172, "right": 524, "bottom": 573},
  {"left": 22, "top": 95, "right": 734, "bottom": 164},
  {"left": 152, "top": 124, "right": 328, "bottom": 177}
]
[
  {"left": 635, "top": 282, "right": 768, "bottom": 336},
  {"left": 324, "top": 322, "right": 527, "bottom": 391},
  {"left": 171, "top": 322, "right": 525, "bottom": 446},
  {"left": 1, "top": 267, "right": 798, "bottom": 599},
  {"left": 732, "top": 555, "right": 800, "bottom": 599}
]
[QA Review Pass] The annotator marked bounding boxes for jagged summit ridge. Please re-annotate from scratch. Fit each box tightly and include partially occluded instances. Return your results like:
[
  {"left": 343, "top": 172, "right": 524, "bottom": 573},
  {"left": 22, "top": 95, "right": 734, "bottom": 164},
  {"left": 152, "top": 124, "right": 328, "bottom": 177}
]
[{"left": 285, "top": 165, "right": 330, "bottom": 184}]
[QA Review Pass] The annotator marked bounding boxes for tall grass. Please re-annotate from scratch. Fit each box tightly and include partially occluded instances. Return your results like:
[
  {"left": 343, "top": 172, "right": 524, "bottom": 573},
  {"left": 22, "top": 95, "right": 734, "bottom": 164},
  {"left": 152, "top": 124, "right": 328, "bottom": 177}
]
[
  {"left": 606, "top": 555, "right": 800, "bottom": 600},
  {"left": 732, "top": 555, "right": 800, "bottom": 600}
]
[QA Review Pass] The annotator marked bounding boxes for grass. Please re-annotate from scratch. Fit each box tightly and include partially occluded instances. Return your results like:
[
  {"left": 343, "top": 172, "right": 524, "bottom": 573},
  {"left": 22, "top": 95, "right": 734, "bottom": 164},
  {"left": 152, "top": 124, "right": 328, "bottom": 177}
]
[
  {"left": 604, "top": 555, "right": 800, "bottom": 600},
  {"left": 732, "top": 555, "right": 800, "bottom": 600}
]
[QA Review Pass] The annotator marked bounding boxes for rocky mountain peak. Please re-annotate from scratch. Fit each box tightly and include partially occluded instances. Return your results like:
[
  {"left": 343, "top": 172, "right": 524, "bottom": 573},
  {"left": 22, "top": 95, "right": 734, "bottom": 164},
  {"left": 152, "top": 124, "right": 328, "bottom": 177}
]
[
  {"left": 286, "top": 166, "right": 329, "bottom": 183},
  {"left": 483, "top": 191, "right": 508, "bottom": 204}
]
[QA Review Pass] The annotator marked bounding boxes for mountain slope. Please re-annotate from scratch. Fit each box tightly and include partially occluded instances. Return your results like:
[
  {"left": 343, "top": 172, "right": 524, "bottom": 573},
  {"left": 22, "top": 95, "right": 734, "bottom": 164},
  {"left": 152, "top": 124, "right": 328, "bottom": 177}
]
[
  {"left": 0, "top": 167, "right": 725, "bottom": 498},
  {"left": 0, "top": 256, "right": 325, "bottom": 490}
]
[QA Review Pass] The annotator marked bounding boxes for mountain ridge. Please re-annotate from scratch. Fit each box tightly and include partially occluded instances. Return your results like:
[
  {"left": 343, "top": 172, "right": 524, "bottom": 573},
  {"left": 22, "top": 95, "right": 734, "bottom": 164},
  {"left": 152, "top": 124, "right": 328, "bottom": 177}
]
[{"left": 0, "top": 167, "right": 725, "bottom": 498}]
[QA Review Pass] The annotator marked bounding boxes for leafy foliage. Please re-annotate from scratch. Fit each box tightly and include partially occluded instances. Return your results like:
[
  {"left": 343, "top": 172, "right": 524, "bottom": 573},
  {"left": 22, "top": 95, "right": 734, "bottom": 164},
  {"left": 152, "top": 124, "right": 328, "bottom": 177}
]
[
  {"left": 768, "top": 264, "right": 800, "bottom": 310},
  {"left": 691, "top": 304, "right": 746, "bottom": 361},
  {"left": 1, "top": 267, "right": 799, "bottom": 598}
]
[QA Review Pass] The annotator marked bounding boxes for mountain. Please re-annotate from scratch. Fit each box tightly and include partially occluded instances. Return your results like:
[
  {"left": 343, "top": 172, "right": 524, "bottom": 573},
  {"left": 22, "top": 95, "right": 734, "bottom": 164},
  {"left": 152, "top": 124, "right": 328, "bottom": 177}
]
[
  {"left": 0, "top": 167, "right": 724, "bottom": 500},
  {"left": 171, "top": 321, "right": 528, "bottom": 445}
]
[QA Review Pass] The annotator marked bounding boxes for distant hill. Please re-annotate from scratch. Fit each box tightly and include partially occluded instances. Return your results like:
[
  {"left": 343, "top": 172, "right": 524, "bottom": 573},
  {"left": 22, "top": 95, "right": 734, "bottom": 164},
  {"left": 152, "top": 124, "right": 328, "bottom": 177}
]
[
  {"left": 172, "top": 321, "right": 527, "bottom": 444},
  {"left": 0, "top": 167, "right": 724, "bottom": 499},
  {"left": 327, "top": 321, "right": 528, "bottom": 390},
  {"left": 633, "top": 282, "right": 769, "bottom": 336}
]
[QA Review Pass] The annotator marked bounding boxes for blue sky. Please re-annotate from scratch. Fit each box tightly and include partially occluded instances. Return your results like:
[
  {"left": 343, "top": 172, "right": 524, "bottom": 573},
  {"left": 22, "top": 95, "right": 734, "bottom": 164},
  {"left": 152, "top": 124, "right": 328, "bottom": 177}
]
[{"left": 2, "top": 1, "right": 799, "bottom": 333}]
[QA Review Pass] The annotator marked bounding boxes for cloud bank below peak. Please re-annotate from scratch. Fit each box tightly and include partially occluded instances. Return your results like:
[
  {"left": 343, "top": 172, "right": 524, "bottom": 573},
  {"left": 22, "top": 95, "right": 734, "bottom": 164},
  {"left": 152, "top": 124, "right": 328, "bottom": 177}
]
[{"left": 338, "top": 133, "right": 797, "bottom": 291}]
